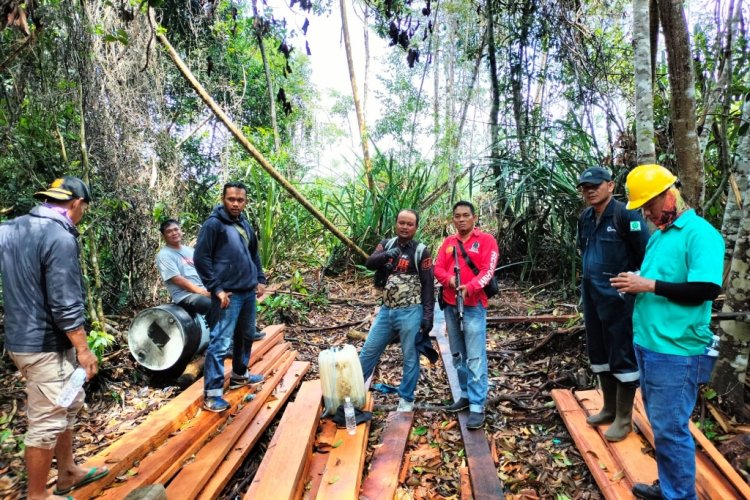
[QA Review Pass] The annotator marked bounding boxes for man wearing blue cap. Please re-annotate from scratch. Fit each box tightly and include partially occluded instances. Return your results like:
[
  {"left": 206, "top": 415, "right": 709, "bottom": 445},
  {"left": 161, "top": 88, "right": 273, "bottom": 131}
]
[
  {"left": 577, "top": 166, "right": 650, "bottom": 442},
  {"left": 0, "top": 176, "right": 109, "bottom": 499}
]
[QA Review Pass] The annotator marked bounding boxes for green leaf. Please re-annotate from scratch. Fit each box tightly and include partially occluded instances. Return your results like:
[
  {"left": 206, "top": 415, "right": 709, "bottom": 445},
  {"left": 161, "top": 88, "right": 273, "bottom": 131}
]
[
  {"left": 332, "top": 439, "right": 344, "bottom": 448},
  {"left": 327, "top": 475, "right": 340, "bottom": 484},
  {"left": 412, "top": 426, "right": 428, "bottom": 436}
]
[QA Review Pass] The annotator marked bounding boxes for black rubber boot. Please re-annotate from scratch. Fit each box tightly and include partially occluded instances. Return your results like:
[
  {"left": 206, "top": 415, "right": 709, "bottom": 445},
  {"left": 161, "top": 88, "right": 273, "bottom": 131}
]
[
  {"left": 586, "top": 373, "right": 617, "bottom": 426},
  {"left": 604, "top": 383, "right": 635, "bottom": 442},
  {"left": 632, "top": 480, "right": 662, "bottom": 499}
]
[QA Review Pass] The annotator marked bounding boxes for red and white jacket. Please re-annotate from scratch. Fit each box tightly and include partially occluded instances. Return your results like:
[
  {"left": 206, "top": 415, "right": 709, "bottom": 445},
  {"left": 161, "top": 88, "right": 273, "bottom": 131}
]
[{"left": 434, "top": 228, "right": 499, "bottom": 308}]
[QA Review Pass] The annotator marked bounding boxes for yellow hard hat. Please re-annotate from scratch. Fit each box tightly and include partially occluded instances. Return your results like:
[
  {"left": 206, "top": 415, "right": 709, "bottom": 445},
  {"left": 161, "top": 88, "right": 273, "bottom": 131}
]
[{"left": 625, "top": 164, "right": 677, "bottom": 209}]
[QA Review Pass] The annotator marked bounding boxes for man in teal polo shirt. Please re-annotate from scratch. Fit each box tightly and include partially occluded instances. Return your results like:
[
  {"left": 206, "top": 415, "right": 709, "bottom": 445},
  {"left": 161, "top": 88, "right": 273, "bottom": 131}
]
[{"left": 611, "top": 164, "right": 724, "bottom": 500}]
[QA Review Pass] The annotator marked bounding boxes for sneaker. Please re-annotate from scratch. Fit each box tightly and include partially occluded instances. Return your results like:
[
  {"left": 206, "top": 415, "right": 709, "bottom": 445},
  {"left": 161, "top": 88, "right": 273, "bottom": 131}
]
[
  {"left": 445, "top": 397, "right": 470, "bottom": 412},
  {"left": 632, "top": 481, "right": 662, "bottom": 499},
  {"left": 203, "top": 396, "right": 230, "bottom": 413},
  {"left": 253, "top": 331, "right": 266, "bottom": 341},
  {"left": 229, "top": 373, "right": 264, "bottom": 389},
  {"left": 397, "top": 398, "right": 414, "bottom": 412},
  {"left": 466, "top": 411, "right": 485, "bottom": 429}
]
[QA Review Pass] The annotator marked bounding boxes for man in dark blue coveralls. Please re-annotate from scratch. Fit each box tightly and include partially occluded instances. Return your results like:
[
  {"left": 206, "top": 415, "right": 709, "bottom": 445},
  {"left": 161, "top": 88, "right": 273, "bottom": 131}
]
[{"left": 577, "top": 166, "right": 650, "bottom": 441}]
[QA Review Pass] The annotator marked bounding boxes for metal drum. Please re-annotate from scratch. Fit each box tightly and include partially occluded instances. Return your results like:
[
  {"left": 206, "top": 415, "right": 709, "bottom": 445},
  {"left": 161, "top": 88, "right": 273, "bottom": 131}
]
[{"left": 128, "top": 304, "right": 210, "bottom": 371}]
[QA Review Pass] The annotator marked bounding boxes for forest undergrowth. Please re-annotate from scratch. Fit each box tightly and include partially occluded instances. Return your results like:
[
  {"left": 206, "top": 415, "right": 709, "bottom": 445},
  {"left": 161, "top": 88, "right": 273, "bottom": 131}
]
[{"left": 0, "top": 271, "right": 747, "bottom": 499}]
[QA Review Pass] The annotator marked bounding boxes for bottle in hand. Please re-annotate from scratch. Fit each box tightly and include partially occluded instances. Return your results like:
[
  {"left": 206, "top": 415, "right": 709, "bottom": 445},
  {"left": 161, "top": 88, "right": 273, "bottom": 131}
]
[{"left": 57, "top": 367, "right": 86, "bottom": 408}]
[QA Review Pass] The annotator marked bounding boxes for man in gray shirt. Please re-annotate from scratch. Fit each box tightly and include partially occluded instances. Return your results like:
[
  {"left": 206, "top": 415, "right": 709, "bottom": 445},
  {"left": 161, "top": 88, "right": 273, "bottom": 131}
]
[
  {"left": 156, "top": 219, "right": 264, "bottom": 339},
  {"left": 156, "top": 219, "right": 211, "bottom": 316}
]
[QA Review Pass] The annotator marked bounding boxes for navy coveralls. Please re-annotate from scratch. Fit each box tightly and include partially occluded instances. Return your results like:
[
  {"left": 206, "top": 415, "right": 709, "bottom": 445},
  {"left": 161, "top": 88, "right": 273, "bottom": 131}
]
[{"left": 578, "top": 199, "right": 650, "bottom": 385}]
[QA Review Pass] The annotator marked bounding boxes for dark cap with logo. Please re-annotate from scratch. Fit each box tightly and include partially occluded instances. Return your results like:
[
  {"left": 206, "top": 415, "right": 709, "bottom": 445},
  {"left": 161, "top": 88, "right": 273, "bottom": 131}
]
[
  {"left": 577, "top": 167, "right": 612, "bottom": 187},
  {"left": 34, "top": 176, "right": 91, "bottom": 203}
]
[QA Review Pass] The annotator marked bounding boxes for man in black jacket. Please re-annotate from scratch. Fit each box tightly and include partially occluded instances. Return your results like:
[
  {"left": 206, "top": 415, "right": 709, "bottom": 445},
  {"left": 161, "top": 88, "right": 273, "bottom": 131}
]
[
  {"left": 359, "top": 209, "right": 436, "bottom": 412},
  {"left": 577, "top": 166, "right": 650, "bottom": 442},
  {"left": 194, "top": 182, "right": 267, "bottom": 413},
  {"left": 1, "top": 176, "right": 109, "bottom": 499}
]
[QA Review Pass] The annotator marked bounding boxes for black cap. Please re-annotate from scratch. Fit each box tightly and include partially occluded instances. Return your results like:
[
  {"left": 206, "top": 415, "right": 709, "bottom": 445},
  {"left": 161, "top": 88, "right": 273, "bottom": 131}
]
[
  {"left": 576, "top": 167, "right": 612, "bottom": 187},
  {"left": 34, "top": 176, "right": 92, "bottom": 203}
]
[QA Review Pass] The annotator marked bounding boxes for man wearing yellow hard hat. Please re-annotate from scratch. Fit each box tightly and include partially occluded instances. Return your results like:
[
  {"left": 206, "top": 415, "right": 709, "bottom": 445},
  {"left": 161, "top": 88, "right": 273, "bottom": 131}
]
[{"left": 611, "top": 164, "right": 724, "bottom": 500}]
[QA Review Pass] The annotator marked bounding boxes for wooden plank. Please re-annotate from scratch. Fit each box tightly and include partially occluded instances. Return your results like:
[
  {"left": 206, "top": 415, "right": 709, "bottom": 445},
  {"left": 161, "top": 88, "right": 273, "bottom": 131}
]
[
  {"left": 433, "top": 317, "right": 504, "bottom": 500},
  {"left": 315, "top": 393, "right": 374, "bottom": 500},
  {"left": 575, "top": 389, "right": 658, "bottom": 487},
  {"left": 459, "top": 466, "right": 472, "bottom": 500},
  {"left": 301, "top": 420, "right": 339, "bottom": 500},
  {"left": 243, "top": 380, "right": 324, "bottom": 500},
  {"left": 71, "top": 325, "right": 285, "bottom": 499},
  {"left": 551, "top": 389, "right": 633, "bottom": 499},
  {"left": 360, "top": 411, "right": 414, "bottom": 500},
  {"left": 689, "top": 421, "right": 750, "bottom": 499},
  {"left": 167, "top": 350, "right": 298, "bottom": 498},
  {"left": 94, "top": 345, "right": 291, "bottom": 499},
  {"left": 632, "top": 391, "right": 743, "bottom": 500},
  {"left": 197, "top": 360, "right": 310, "bottom": 500}
]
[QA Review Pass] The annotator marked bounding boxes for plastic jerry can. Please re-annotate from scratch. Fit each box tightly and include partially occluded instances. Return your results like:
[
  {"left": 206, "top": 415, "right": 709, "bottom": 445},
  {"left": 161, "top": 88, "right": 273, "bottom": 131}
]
[{"left": 318, "top": 344, "right": 366, "bottom": 416}]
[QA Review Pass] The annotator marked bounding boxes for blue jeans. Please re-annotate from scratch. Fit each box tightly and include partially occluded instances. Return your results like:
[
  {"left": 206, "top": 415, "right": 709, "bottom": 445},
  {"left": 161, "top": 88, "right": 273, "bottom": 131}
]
[
  {"left": 635, "top": 343, "right": 699, "bottom": 500},
  {"left": 204, "top": 291, "right": 257, "bottom": 398},
  {"left": 444, "top": 303, "right": 488, "bottom": 413},
  {"left": 359, "top": 304, "right": 422, "bottom": 402}
]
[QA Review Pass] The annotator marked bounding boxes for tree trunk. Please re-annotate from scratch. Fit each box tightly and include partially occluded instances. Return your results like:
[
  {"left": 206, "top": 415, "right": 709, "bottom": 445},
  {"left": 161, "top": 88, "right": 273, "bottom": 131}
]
[
  {"left": 713, "top": 81, "right": 750, "bottom": 413},
  {"left": 713, "top": 192, "right": 750, "bottom": 413},
  {"left": 253, "top": 6, "right": 281, "bottom": 153},
  {"left": 486, "top": 0, "right": 502, "bottom": 233},
  {"left": 633, "top": 0, "right": 656, "bottom": 163},
  {"left": 658, "top": 0, "right": 704, "bottom": 208},
  {"left": 339, "top": 0, "right": 374, "bottom": 192}
]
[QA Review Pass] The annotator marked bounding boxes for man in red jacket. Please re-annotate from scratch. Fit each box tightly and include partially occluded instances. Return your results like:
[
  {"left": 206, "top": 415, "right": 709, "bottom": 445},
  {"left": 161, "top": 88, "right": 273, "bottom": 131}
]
[{"left": 434, "top": 201, "right": 499, "bottom": 429}]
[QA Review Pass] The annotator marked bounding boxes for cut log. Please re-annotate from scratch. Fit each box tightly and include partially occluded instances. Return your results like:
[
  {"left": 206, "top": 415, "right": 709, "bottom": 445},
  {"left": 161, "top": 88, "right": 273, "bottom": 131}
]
[
  {"left": 551, "top": 389, "right": 633, "bottom": 499},
  {"left": 632, "top": 392, "right": 749, "bottom": 499},
  {"left": 197, "top": 360, "right": 310, "bottom": 500},
  {"left": 301, "top": 419, "right": 339, "bottom": 500},
  {"left": 167, "top": 350, "right": 299, "bottom": 498},
  {"left": 94, "top": 345, "right": 291, "bottom": 499},
  {"left": 432, "top": 316, "right": 504, "bottom": 499},
  {"left": 71, "top": 324, "right": 285, "bottom": 499},
  {"left": 243, "top": 380, "right": 324, "bottom": 500},
  {"left": 575, "top": 389, "right": 657, "bottom": 487},
  {"left": 360, "top": 411, "right": 414, "bottom": 500},
  {"left": 315, "top": 393, "right": 374, "bottom": 500}
]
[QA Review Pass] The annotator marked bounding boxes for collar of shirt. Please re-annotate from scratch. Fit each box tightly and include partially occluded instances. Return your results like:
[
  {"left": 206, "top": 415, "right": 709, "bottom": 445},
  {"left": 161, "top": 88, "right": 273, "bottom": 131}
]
[{"left": 42, "top": 202, "right": 73, "bottom": 224}]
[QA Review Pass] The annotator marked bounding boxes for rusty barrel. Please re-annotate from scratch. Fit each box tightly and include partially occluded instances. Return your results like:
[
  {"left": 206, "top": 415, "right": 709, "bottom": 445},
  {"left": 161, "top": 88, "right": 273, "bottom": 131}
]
[{"left": 127, "top": 304, "right": 209, "bottom": 371}]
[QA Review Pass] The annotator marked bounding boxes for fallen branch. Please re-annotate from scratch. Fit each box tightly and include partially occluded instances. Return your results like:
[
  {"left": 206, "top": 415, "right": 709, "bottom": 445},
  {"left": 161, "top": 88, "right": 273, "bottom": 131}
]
[
  {"left": 487, "top": 314, "right": 579, "bottom": 325},
  {"left": 524, "top": 325, "right": 584, "bottom": 357}
]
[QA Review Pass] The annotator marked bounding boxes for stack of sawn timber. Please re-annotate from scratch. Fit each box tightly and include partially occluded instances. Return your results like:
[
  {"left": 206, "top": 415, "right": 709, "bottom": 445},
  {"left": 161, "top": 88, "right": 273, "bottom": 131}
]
[
  {"left": 243, "top": 381, "right": 376, "bottom": 500},
  {"left": 552, "top": 388, "right": 750, "bottom": 499},
  {"left": 71, "top": 324, "right": 310, "bottom": 499}
]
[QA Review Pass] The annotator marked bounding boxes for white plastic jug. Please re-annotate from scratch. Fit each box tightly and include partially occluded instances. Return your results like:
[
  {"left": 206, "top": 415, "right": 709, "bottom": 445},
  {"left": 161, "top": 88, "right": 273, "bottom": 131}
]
[{"left": 318, "top": 345, "right": 366, "bottom": 416}]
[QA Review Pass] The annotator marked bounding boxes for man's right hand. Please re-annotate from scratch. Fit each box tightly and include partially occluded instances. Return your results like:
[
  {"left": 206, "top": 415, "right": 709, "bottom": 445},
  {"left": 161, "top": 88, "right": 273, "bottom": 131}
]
[
  {"left": 385, "top": 247, "right": 401, "bottom": 260},
  {"left": 217, "top": 291, "right": 232, "bottom": 309},
  {"left": 76, "top": 347, "right": 98, "bottom": 380}
]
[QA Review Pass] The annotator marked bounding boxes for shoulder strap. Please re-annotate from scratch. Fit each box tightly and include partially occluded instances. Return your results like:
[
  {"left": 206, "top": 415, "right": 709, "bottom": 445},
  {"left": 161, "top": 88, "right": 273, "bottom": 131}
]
[
  {"left": 384, "top": 237, "right": 398, "bottom": 250},
  {"left": 613, "top": 200, "right": 628, "bottom": 241},
  {"left": 456, "top": 240, "right": 480, "bottom": 276},
  {"left": 415, "top": 243, "right": 425, "bottom": 265}
]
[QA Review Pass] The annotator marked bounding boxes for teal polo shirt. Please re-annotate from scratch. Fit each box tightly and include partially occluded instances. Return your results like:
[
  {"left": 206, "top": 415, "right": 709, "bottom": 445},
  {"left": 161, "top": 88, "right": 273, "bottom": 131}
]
[{"left": 633, "top": 209, "right": 724, "bottom": 356}]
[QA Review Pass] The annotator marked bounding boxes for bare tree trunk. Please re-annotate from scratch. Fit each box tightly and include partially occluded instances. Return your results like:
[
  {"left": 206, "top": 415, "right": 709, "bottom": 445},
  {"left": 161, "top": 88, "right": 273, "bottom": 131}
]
[
  {"left": 634, "top": 0, "right": 656, "bottom": 163},
  {"left": 658, "top": 0, "right": 704, "bottom": 208},
  {"left": 713, "top": 191, "right": 750, "bottom": 413},
  {"left": 78, "top": 88, "right": 105, "bottom": 328},
  {"left": 339, "top": 0, "right": 373, "bottom": 192},
  {"left": 252, "top": 0, "right": 280, "bottom": 153},
  {"left": 486, "top": 0, "right": 503, "bottom": 232},
  {"left": 363, "top": 4, "right": 370, "bottom": 118}
]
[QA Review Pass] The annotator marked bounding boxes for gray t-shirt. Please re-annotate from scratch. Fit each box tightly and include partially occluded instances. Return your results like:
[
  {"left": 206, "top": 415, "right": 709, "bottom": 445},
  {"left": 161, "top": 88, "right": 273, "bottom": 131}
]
[{"left": 155, "top": 245, "right": 205, "bottom": 303}]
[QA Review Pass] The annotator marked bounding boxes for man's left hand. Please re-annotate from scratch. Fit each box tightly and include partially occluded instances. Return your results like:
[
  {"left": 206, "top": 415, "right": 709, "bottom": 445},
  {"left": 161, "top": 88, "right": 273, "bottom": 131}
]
[
  {"left": 257, "top": 283, "right": 266, "bottom": 299},
  {"left": 420, "top": 318, "right": 433, "bottom": 334}
]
